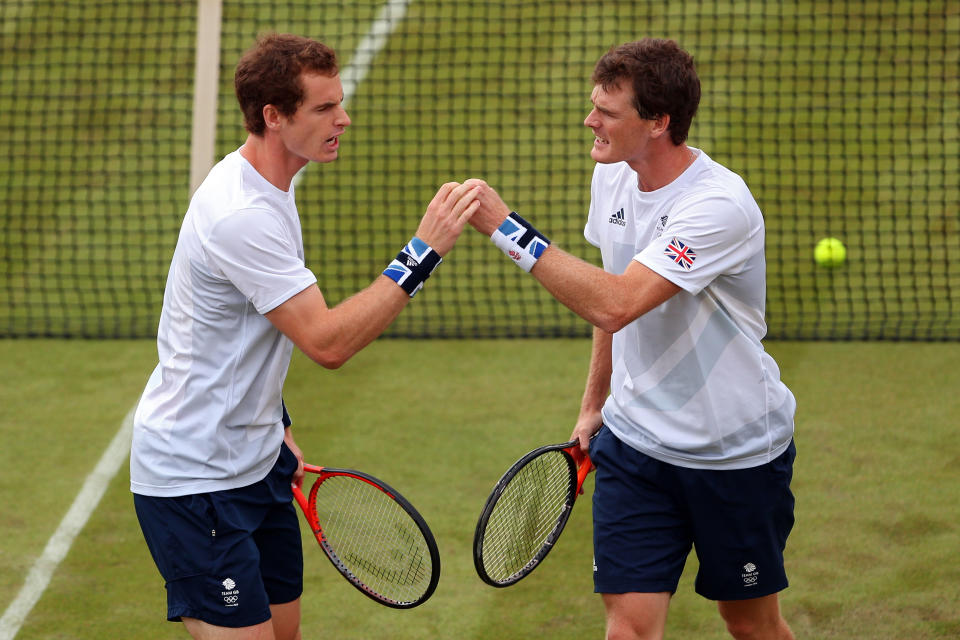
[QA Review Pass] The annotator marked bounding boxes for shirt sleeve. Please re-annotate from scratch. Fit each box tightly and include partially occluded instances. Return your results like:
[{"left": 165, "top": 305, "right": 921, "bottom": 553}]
[
  {"left": 636, "top": 190, "right": 758, "bottom": 295},
  {"left": 203, "top": 207, "right": 318, "bottom": 314}
]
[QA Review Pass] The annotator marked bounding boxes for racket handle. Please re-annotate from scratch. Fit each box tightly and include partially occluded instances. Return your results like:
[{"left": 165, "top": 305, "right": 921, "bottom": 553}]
[
  {"left": 566, "top": 442, "right": 594, "bottom": 495},
  {"left": 575, "top": 452, "right": 593, "bottom": 494},
  {"left": 292, "top": 483, "right": 309, "bottom": 513}
]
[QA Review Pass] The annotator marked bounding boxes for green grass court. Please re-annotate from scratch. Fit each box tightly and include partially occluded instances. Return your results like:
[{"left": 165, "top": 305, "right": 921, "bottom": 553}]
[
  {"left": 1, "top": 339, "right": 958, "bottom": 639},
  {"left": 1, "top": 1, "right": 959, "bottom": 638}
]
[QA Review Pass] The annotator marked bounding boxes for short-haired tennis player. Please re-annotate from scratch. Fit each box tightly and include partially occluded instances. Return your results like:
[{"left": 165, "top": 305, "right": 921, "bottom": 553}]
[
  {"left": 130, "top": 33, "right": 478, "bottom": 639},
  {"left": 465, "top": 38, "right": 796, "bottom": 639}
]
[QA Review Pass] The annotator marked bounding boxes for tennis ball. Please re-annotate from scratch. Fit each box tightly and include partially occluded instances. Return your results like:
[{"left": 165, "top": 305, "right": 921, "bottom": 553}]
[{"left": 814, "top": 237, "right": 846, "bottom": 268}]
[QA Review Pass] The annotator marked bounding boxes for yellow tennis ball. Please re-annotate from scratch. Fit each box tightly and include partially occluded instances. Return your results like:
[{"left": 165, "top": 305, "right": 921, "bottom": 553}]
[{"left": 814, "top": 237, "right": 846, "bottom": 268}]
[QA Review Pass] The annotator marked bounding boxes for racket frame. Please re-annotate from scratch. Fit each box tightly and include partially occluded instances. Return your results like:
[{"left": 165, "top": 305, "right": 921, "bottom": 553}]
[
  {"left": 473, "top": 438, "right": 592, "bottom": 587},
  {"left": 292, "top": 463, "right": 441, "bottom": 609}
]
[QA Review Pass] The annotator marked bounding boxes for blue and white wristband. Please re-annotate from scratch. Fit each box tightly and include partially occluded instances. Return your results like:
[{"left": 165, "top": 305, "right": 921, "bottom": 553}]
[
  {"left": 490, "top": 211, "right": 550, "bottom": 272},
  {"left": 382, "top": 236, "right": 442, "bottom": 297}
]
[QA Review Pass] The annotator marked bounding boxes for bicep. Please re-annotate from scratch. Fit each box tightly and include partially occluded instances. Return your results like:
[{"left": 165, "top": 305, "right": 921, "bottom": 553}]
[
  {"left": 264, "top": 284, "right": 328, "bottom": 349},
  {"left": 619, "top": 259, "right": 683, "bottom": 319},
  {"left": 530, "top": 244, "right": 680, "bottom": 333}
]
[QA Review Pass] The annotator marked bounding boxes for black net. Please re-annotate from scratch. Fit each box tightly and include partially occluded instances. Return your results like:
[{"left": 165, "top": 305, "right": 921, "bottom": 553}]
[{"left": 2, "top": 1, "right": 958, "bottom": 339}]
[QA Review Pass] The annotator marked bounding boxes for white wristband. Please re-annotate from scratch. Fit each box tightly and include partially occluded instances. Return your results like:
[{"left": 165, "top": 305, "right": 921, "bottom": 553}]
[{"left": 490, "top": 212, "right": 550, "bottom": 272}]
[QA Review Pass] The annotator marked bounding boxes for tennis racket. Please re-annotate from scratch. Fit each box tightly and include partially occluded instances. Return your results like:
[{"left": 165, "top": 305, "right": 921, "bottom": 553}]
[
  {"left": 473, "top": 436, "right": 594, "bottom": 587},
  {"left": 292, "top": 463, "right": 441, "bottom": 608}
]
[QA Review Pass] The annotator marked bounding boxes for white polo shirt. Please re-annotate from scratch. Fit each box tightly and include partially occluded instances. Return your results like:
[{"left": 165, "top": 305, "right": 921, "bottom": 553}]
[
  {"left": 584, "top": 149, "right": 795, "bottom": 470},
  {"left": 131, "top": 149, "right": 317, "bottom": 496}
]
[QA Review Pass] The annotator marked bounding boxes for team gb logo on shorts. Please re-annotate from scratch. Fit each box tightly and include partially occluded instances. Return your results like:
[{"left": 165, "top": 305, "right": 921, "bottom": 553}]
[
  {"left": 221, "top": 577, "right": 240, "bottom": 606},
  {"left": 664, "top": 237, "right": 696, "bottom": 270}
]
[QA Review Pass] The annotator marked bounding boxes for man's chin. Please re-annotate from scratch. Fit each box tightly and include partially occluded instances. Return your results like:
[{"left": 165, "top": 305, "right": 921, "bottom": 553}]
[
  {"left": 314, "top": 151, "right": 339, "bottom": 164},
  {"left": 590, "top": 148, "right": 615, "bottom": 164}
]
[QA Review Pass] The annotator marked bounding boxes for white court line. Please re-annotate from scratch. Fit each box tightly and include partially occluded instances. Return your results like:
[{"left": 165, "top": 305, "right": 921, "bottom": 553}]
[
  {"left": 293, "top": 0, "right": 412, "bottom": 187},
  {"left": 0, "top": 407, "right": 135, "bottom": 640},
  {"left": 0, "top": 4, "right": 411, "bottom": 637},
  {"left": 340, "top": 0, "right": 412, "bottom": 101}
]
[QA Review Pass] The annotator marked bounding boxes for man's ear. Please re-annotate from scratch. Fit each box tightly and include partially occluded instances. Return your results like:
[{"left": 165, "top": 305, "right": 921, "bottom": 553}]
[
  {"left": 263, "top": 104, "right": 283, "bottom": 131},
  {"left": 650, "top": 113, "right": 671, "bottom": 139}
]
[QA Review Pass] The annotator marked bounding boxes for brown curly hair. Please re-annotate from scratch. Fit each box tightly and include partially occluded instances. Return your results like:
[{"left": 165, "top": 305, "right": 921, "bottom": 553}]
[{"left": 234, "top": 33, "right": 338, "bottom": 135}]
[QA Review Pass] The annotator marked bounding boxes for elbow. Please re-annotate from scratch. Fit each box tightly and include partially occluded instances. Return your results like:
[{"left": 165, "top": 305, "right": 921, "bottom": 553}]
[
  {"left": 592, "top": 307, "right": 635, "bottom": 334},
  {"left": 316, "top": 355, "right": 346, "bottom": 370},
  {"left": 305, "top": 345, "right": 352, "bottom": 370},
  {"left": 296, "top": 324, "right": 364, "bottom": 369},
  {"left": 594, "top": 315, "right": 628, "bottom": 334}
]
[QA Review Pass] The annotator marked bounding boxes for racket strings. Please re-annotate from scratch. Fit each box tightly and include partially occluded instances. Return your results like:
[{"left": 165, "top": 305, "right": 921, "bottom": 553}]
[
  {"left": 480, "top": 450, "right": 574, "bottom": 582},
  {"left": 313, "top": 476, "right": 432, "bottom": 602}
]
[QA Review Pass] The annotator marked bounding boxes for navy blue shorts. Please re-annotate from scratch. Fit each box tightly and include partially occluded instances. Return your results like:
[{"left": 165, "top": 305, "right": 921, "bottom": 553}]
[
  {"left": 591, "top": 428, "right": 795, "bottom": 601},
  {"left": 134, "top": 442, "right": 303, "bottom": 627}
]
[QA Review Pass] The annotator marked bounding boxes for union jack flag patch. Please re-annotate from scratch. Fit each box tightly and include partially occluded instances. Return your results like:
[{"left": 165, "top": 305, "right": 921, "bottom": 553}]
[{"left": 664, "top": 237, "right": 696, "bottom": 270}]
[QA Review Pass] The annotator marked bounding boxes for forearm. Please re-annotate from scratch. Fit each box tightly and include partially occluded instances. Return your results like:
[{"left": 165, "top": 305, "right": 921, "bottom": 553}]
[
  {"left": 571, "top": 326, "right": 612, "bottom": 448},
  {"left": 579, "top": 326, "right": 612, "bottom": 418},
  {"left": 482, "top": 206, "right": 623, "bottom": 328},
  {"left": 311, "top": 276, "right": 412, "bottom": 366},
  {"left": 269, "top": 182, "right": 477, "bottom": 368},
  {"left": 269, "top": 228, "right": 453, "bottom": 368},
  {"left": 529, "top": 246, "right": 620, "bottom": 332},
  {"left": 267, "top": 277, "right": 410, "bottom": 369},
  {"left": 530, "top": 245, "right": 678, "bottom": 333},
  {"left": 468, "top": 184, "right": 679, "bottom": 331}
]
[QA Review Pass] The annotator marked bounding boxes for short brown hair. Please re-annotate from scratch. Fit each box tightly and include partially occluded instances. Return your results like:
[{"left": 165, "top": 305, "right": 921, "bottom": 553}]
[
  {"left": 234, "top": 33, "right": 338, "bottom": 135},
  {"left": 592, "top": 39, "right": 700, "bottom": 145}
]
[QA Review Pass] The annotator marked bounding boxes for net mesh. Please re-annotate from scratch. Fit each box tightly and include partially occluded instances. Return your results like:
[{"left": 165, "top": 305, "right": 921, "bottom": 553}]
[{"left": 2, "top": 1, "right": 958, "bottom": 339}]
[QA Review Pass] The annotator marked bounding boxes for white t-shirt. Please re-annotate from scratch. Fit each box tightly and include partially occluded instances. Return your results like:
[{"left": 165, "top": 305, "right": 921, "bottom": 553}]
[
  {"left": 130, "top": 149, "right": 317, "bottom": 496},
  {"left": 584, "top": 149, "right": 795, "bottom": 470}
]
